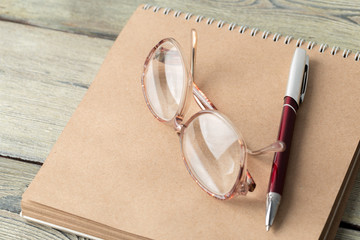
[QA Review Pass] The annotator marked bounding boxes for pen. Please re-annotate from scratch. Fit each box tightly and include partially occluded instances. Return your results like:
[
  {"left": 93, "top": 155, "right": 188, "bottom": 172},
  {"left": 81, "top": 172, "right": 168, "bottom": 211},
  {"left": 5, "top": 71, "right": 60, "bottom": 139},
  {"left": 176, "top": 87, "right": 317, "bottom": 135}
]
[{"left": 265, "top": 48, "right": 309, "bottom": 231}]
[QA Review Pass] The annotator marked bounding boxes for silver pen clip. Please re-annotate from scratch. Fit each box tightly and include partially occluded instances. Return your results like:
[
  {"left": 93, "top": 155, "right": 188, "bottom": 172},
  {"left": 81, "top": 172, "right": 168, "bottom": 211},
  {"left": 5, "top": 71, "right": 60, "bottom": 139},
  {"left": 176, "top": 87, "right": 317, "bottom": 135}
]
[
  {"left": 286, "top": 48, "right": 309, "bottom": 106},
  {"left": 300, "top": 56, "right": 309, "bottom": 104}
]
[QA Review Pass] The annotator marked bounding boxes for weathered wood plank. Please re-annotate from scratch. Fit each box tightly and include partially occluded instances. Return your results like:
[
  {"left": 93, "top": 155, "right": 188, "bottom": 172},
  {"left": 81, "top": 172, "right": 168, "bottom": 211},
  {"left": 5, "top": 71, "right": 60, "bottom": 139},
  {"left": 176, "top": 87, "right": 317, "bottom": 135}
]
[
  {"left": 0, "top": 21, "right": 113, "bottom": 162},
  {"left": 336, "top": 228, "right": 360, "bottom": 240},
  {"left": 343, "top": 170, "right": 360, "bottom": 225},
  {"left": 0, "top": 157, "right": 75, "bottom": 239},
  {"left": 0, "top": 157, "right": 40, "bottom": 214},
  {"left": 1, "top": 156, "right": 360, "bottom": 239},
  {"left": 0, "top": 0, "right": 360, "bottom": 52},
  {"left": 0, "top": 210, "right": 84, "bottom": 239},
  {"left": 0, "top": 157, "right": 81, "bottom": 239}
]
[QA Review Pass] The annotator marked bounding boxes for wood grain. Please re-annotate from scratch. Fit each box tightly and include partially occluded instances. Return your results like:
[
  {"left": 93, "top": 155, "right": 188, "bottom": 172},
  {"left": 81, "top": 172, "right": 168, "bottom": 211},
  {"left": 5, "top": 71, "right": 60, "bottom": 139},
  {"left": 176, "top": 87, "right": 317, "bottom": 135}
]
[
  {"left": 336, "top": 228, "right": 360, "bottom": 240},
  {"left": 0, "top": 157, "right": 40, "bottom": 214},
  {"left": 0, "top": 0, "right": 359, "bottom": 52},
  {"left": 343, "top": 169, "right": 360, "bottom": 225},
  {"left": 0, "top": 158, "right": 81, "bottom": 239},
  {"left": 0, "top": 210, "right": 83, "bottom": 239},
  {"left": 0, "top": 21, "right": 113, "bottom": 163}
]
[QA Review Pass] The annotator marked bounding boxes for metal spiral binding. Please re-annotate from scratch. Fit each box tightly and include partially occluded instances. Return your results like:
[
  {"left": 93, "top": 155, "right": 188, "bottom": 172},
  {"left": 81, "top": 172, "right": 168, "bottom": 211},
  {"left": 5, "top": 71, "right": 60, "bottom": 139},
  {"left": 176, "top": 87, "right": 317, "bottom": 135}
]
[
  {"left": 319, "top": 44, "right": 328, "bottom": 53},
  {"left": 307, "top": 41, "right": 316, "bottom": 50},
  {"left": 153, "top": 6, "right": 161, "bottom": 12},
  {"left": 343, "top": 49, "right": 351, "bottom": 58},
  {"left": 207, "top": 18, "right": 215, "bottom": 25},
  {"left": 228, "top": 23, "right": 236, "bottom": 31},
  {"left": 262, "top": 30, "right": 270, "bottom": 39},
  {"left": 185, "top": 13, "right": 192, "bottom": 20},
  {"left": 143, "top": 4, "right": 151, "bottom": 10},
  {"left": 174, "top": 10, "right": 181, "bottom": 18},
  {"left": 239, "top": 26, "right": 247, "bottom": 34},
  {"left": 273, "top": 33, "right": 281, "bottom": 42},
  {"left": 195, "top": 15, "right": 204, "bottom": 23},
  {"left": 296, "top": 38, "right": 304, "bottom": 47},
  {"left": 284, "top": 36, "right": 293, "bottom": 44},
  {"left": 217, "top": 20, "right": 225, "bottom": 28},
  {"left": 163, "top": 8, "right": 172, "bottom": 15},
  {"left": 354, "top": 52, "right": 360, "bottom": 61},
  {"left": 251, "top": 28, "right": 259, "bottom": 36},
  {"left": 143, "top": 4, "right": 359, "bottom": 61},
  {"left": 331, "top": 46, "right": 339, "bottom": 55}
]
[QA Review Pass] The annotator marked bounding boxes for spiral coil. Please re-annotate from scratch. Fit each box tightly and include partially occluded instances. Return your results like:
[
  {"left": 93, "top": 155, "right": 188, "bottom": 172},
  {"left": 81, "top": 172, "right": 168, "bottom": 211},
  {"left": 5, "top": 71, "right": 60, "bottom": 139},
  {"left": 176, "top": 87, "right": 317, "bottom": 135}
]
[
  {"left": 163, "top": 8, "right": 171, "bottom": 15},
  {"left": 343, "top": 49, "right": 351, "bottom": 58},
  {"left": 217, "top": 20, "right": 225, "bottom": 29},
  {"left": 307, "top": 41, "right": 316, "bottom": 50},
  {"left": 207, "top": 18, "right": 215, "bottom": 25},
  {"left": 331, "top": 46, "right": 339, "bottom": 55},
  {"left": 284, "top": 36, "right": 293, "bottom": 44},
  {"left": 250, "top": 28, "right": 258, "bottom": 36},
  {"left": 262, "top": 30, "right": 270, "bottom": 39},
  {"left": 228, "top": 23, "right": 236, "bottom": 31},
  {"left": 195, "top": 15, "right": 204, "bottom": 23},
  {"left": 185, "top": 12, "right": 192, "bottom": 20},
  {"left": 273, "top": 33, "right": 281, "bottom": 42},
  {"left": 143, "top": 4, "right": 358, "bottom": 61},
  {"left": 354, "top": 52, "right": 360, "bottom": 61},
  {"left": 174, "top": 10, "right": 181, "bottom": 18},
  {"left": 239, "top": 26, "right": 247, "bottom": 34},
  {"left": 319, "top": 44, "right": 328, "bottom": 53}
]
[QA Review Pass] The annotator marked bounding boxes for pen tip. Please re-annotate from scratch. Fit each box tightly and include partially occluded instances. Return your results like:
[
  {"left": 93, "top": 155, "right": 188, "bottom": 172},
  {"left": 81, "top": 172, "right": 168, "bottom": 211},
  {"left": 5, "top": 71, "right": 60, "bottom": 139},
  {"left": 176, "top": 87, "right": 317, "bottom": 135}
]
[{"left": 266, "top": 225, "right": 270, "bottom": 231}]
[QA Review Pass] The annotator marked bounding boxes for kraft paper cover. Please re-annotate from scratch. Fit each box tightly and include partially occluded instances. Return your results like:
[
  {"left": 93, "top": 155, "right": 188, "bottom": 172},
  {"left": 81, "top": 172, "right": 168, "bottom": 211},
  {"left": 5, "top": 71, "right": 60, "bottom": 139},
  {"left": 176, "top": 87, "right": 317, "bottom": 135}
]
[{"left": 22, "top": 5, "right": 360, "bottom": 240}]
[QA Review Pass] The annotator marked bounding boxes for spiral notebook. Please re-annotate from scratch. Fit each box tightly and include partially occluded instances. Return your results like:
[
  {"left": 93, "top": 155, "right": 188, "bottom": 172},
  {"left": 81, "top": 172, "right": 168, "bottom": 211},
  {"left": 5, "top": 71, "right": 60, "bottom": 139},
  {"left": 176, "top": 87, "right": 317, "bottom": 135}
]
[{"left": 21, "top": 4, "right": 360, "bottom": 240}]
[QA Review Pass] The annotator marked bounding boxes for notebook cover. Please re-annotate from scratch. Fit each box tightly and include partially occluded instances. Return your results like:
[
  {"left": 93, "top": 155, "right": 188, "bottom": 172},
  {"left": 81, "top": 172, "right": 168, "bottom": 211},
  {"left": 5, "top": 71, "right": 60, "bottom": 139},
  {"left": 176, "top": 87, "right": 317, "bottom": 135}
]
[{"left": 22, "top": 5, "right": 360, "bottom": 240}]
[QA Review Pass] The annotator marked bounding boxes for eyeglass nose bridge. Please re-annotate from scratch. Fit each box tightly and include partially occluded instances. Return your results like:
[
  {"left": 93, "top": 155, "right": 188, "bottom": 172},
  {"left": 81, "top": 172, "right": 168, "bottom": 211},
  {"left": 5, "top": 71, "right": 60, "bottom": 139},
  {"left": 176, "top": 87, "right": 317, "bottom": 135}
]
[{"left": 173, "top": 116, "right": 185, "bottom": 133}]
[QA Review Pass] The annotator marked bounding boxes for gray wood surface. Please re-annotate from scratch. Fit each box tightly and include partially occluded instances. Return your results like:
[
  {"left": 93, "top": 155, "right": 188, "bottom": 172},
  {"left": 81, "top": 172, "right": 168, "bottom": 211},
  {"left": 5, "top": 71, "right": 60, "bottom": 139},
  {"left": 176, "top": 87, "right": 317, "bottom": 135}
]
[
  {"left": 343, "top": 171, "right": 360, "bottom": 225},
  {"left": 1, "top": 0, "right": 360, "bottom": 51},
  {"left": 1, "top": 210, "right": 83, "bottom": 239},
  {"left": 336, "top": 229, "right": 360, "bottom": 240},
  {"left": 0, "top": 0, "right": 360, "bottom": 239},
  {"left": 0, "top": 157, "right": 81, "bottom": 239},
  {"left": 0, "top": 20, "right": 113, "bottom": 162}
]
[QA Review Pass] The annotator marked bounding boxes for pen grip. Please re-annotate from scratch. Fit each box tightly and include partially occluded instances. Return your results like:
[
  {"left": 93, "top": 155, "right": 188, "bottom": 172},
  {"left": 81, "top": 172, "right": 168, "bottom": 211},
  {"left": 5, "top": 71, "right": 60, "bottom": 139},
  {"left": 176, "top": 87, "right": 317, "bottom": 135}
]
[{"left": 268, "top": 96, "right": 298, "bottom": 195}]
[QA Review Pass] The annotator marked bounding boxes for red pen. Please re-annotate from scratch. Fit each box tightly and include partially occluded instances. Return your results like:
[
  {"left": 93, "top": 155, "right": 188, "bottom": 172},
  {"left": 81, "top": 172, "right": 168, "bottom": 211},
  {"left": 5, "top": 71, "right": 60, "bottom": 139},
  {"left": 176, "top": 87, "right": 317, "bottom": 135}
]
[{"left": 266, "top": 48, "right": 309, "bottom": 231}]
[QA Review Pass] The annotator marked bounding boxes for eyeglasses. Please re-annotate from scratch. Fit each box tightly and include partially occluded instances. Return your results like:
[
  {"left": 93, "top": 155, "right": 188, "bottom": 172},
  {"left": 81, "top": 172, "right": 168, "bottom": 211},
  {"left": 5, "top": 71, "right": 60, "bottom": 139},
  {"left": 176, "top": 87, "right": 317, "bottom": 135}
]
[{"left": 141, "top": 30, "right": 285, "bottom": 200}]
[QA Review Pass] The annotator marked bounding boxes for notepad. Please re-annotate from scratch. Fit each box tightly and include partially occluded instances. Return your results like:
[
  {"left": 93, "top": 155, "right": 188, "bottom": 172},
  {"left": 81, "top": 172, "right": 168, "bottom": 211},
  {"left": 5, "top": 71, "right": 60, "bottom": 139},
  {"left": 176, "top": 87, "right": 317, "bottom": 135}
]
[{"left": 21, "top": 4, "right": 360, "bottom": 240}]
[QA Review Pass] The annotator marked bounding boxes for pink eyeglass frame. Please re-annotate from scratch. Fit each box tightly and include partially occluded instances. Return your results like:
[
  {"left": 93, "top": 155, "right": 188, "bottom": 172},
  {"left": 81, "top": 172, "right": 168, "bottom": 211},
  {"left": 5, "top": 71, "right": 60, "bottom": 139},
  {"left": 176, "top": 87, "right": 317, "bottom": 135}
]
[{"left": 141, "top": 30, "right": 285, "bottom": 200}]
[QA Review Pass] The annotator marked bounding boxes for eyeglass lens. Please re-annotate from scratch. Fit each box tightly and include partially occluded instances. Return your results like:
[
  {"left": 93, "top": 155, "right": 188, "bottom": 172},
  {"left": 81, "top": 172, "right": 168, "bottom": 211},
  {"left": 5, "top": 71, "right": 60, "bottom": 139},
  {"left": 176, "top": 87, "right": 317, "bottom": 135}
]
[
  {"left": 144, "top": 41, "right": 186, "bottom": 121},
  {"left": 182, "top": 112, "right": 245, "bottom": 196}
]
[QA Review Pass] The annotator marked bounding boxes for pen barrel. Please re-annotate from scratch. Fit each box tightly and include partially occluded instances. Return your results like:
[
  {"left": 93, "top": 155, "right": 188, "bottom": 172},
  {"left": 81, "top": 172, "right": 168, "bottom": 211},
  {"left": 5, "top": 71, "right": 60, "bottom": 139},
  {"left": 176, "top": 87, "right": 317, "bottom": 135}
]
[{"left": 268, "top": 96, "right": 298, "bottom": 195}]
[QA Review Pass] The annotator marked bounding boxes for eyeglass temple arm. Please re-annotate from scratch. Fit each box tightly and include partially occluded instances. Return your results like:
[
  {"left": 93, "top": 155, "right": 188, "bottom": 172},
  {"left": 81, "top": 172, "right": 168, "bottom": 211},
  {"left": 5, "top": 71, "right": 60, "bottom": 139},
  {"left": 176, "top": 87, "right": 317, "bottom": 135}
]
[
  {"left": 247, "top": 141, "right": 286, "bottom": 155},
  {"left": 190, "top": 29, "right": 217, "bottom": 111},
  {"left": 245, "top": 140, "right": 285, "bottom": 192}
]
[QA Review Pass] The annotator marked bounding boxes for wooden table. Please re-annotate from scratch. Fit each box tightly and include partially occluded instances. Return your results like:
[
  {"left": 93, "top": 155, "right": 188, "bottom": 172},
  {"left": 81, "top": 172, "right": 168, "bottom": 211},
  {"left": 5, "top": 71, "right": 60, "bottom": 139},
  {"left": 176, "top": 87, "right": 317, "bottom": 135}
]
[{"left": 1, "top": 1, "right": 360, "bottom": 239}]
